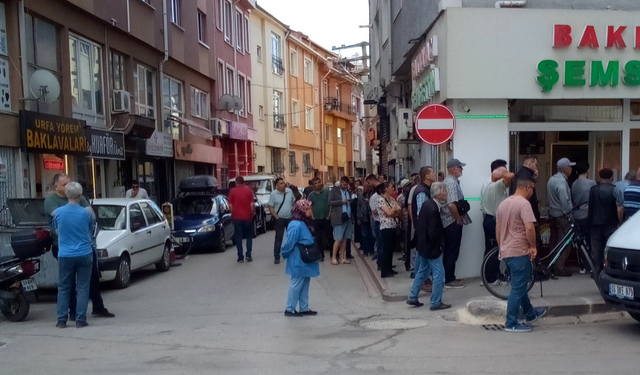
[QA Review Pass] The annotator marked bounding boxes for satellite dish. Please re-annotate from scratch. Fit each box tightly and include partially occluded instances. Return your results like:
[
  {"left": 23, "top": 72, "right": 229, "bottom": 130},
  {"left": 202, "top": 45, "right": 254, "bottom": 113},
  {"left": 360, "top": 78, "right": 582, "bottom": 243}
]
[
  {"left": 29, "top": 70, "right": 61, "bottom": 104},
  {"left": 232, "top": 96, "right": 243, "bottom": 112},
  {"left": 219, "top": 94, "right": 234, "bottom": 113}
]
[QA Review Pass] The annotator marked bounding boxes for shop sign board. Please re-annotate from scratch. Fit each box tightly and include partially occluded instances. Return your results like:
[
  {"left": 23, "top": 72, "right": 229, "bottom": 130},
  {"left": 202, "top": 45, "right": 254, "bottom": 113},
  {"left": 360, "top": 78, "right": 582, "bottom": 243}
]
[
  {"left": 414, "top": 104, "right": 455, "bottom": 146},
  {"left": 146, "top": 130, "right": 174, "bottom": 157},
  {"left": 174, "top": 140, "right": 223, "bottom": 165},
  {"left": 229, "top": 121, "right": 249, "bottom": 140},
  {"left": 86, "top": 128, "right": 125, "bottom": 160},
  {"left": 411, "top": 36, "right": 440, "bottom": 110},
  {"left": 19, "top": 110, "right": 88, "bottom": 156}
]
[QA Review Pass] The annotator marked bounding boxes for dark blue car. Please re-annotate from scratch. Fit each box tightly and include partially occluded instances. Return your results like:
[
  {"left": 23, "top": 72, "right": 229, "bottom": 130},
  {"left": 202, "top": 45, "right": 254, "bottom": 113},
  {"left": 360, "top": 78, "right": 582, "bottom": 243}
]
[{"left": 172, "top": 195, "right": 234, "bottom": 253}]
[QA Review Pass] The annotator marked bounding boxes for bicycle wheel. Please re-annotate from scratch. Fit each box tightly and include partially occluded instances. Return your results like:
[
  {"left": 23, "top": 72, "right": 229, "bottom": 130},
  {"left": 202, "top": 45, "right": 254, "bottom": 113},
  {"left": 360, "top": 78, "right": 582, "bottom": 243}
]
[{"left": 481, "top": 246, "right": 535, "bottom": 300}]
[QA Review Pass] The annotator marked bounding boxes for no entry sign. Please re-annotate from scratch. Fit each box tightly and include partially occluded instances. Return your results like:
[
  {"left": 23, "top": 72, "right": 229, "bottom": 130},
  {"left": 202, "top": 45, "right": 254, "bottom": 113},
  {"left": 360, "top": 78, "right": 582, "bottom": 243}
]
[{"left": 414, "top": 104, "right": 455, "bottom": 145}]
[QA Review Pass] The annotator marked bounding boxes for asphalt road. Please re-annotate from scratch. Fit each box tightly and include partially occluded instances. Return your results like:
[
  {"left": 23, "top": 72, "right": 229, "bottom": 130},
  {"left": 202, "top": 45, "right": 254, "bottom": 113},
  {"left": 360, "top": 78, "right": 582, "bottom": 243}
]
[{"left": 1, "top": 230, "right": 640, "bottom": 374}]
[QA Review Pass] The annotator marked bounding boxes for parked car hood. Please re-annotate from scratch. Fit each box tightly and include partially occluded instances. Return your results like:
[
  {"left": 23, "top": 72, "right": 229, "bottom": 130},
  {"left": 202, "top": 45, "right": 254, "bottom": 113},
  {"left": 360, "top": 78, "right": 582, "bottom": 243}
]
[
  {"left": 607, "top": 213, "right": 640, "bottom": 251},
  {"left": 173, "top": 214, "right": 218, "bottom": 230},
  {"left": 97, "top": 230, "right": 129, "bottom": 249}
]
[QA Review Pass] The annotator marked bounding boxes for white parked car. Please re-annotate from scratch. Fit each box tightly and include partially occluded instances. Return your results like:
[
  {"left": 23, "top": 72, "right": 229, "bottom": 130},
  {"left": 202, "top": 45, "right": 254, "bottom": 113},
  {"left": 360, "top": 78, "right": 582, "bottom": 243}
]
[{"left": 92, "top": 198, "right": 172, "bottom": 289}]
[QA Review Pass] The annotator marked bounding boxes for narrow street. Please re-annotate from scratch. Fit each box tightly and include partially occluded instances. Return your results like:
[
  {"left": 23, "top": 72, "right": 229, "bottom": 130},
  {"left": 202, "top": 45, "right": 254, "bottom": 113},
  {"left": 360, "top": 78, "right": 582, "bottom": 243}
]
[{"left": 1, "top": 230, "right": 639, "bottom": 374}]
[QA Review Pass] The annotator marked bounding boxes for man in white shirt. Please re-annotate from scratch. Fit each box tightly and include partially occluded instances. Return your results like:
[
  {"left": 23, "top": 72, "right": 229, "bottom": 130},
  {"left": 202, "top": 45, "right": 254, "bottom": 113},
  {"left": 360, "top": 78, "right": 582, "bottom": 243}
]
[{"left": 125, "top": 180, "right": 150, "bottom": 199}]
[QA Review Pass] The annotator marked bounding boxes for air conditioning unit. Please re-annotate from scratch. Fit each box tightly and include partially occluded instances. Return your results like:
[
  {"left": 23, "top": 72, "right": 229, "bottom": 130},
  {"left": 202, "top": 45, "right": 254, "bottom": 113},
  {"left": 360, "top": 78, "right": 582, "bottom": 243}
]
[
  {"left": 209, "top": 118, "right": 223, "bottom": 137},
  {"left": 396, "top": 108, "right": 414, "bottom": 141},
  {"left": 112, "top": 90, "right": 131, "bottom": 113}
]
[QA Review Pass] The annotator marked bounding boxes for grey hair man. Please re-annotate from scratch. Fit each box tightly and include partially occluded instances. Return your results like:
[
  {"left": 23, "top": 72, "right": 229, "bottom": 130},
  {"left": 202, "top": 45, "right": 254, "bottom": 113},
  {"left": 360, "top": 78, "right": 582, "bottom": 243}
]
[{"left": 546, "top": 157, "right": 576, "bottom": 277}]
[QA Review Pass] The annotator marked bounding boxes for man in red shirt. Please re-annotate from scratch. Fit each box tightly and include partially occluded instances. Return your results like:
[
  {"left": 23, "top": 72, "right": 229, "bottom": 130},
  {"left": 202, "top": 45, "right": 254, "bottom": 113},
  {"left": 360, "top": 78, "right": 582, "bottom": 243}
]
[{"left": 228, "top": 176, "right": 256, "bottom": 263}]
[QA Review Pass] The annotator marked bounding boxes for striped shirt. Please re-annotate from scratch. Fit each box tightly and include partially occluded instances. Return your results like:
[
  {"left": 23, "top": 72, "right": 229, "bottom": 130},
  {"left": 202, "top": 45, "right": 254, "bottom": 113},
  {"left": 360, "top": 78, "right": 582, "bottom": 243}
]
[{"left": 623, "top": 181, "right": 640, "bottom": 219}]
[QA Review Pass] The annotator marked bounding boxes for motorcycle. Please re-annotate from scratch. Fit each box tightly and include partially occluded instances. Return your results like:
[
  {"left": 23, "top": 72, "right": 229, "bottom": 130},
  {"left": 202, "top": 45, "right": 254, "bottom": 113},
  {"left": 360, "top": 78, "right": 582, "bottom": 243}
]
[{"left": 0, "top": 228, "right": 51, "bottom": 322}]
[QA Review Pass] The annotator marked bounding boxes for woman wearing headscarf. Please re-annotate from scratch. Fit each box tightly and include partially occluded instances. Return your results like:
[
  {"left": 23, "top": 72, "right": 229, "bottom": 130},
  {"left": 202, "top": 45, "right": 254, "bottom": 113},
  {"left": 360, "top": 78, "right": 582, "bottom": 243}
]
[{"left": 281, "top": 199, "right": 319, "bottom": 317}]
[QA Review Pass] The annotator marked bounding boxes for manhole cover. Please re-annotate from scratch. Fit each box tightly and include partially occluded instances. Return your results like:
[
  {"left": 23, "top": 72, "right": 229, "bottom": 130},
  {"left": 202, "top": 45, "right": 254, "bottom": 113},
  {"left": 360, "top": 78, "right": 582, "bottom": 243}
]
[{"left": 361, "top": 319, "right": 429, "bottom": 330}]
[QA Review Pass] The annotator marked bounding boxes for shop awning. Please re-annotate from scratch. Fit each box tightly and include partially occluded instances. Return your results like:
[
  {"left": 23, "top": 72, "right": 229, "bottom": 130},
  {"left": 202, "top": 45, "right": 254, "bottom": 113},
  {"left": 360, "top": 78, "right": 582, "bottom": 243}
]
[{"left": 169, "top": 116, "right": 213, "bottom": 140}]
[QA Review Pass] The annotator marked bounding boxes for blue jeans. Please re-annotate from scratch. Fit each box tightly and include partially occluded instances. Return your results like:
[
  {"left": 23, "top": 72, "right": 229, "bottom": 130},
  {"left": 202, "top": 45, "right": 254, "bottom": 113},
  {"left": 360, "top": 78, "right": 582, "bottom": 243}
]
[
  {"left": 505, "top": 255, "right": 536, "bottom": 328},
  {"left": 234, "top": 220, "right": 253, "bottom": 259},
  {"left": 374, "top": 221, "right": 382, "bottom": 266},
  {"left": 286, "top": 277, "right": 311, "bottom": 312},
  {"left": 57, "top": 254, "right": 93, "bottom": 322},
  {"left": 360, "top": 221, "right": 375, "bottom": 256},
  {"left": 408, "top": 255, "right": 445, "bottom": 307}
]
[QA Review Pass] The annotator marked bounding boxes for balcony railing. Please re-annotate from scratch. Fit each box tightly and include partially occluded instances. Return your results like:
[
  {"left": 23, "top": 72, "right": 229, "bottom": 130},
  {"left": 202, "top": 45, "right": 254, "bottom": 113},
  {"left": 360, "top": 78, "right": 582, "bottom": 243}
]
[
  {"left": 347, "top": 105, "right": 357, "bottom": 116},
  {"left": 272, "top": 56, "right": 284, "bottom": 75},
  {"left": 273, "top": 114, "right": 286, "bottom": 130},
  {"left": 324, "top": 97, "right": 358, "bottom": 118}
]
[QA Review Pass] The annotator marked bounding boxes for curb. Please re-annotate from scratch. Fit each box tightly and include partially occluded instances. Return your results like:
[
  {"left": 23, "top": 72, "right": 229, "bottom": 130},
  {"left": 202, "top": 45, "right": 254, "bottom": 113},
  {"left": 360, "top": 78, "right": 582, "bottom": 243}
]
[{"left": 465, "top": 296, "right": 617, "bottom": 320}]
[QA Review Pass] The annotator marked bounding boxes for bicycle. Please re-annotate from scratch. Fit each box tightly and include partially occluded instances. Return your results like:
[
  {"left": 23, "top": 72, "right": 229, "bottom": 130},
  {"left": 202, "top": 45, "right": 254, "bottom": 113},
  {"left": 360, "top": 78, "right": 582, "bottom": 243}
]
[{"left": 481, "top": 205, "right": 596, "bottom": 300}]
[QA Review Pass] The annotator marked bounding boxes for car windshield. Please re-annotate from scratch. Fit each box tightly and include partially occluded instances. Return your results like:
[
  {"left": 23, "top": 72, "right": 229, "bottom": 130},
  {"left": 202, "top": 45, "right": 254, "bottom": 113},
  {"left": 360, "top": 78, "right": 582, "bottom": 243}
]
[
  {"left": 172, "top": 197, "right": 216, "bottom": 215},
  {"left": 244, "top": 180, "right": 272, "bottom": 195},
  {"left": 93, "top": 205, "right": 126, "bottom": 231}
]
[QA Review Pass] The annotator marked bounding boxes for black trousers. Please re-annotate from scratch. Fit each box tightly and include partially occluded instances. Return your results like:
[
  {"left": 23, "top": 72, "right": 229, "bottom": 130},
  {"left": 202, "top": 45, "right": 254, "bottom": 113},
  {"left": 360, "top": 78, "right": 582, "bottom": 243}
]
[
  {"left": 312, "top": 219, "right": 331, "bottom": 259},
  {"left": 591, "top": 225, "right": 617, "bottom": 275},
  {"left": 549, "top": 216, "right": 571, "bottom": 271},
  {"left": 575, "top": 218, "right": 592, "bottom": 271},
  {"left": 273, "top": 218, "right": 291, "bottom": 260},
  {"left": 380, "top": 228, "right": 397, "bottom": 276},
  {"left": 69, "top": 250, "right": 105, "bottom": 313},
  {"left": 443, "top": 223, "right": 463, "bottom": 284},
  {"left": 482, "top": 215, "right": 500, "bottom": 283}
]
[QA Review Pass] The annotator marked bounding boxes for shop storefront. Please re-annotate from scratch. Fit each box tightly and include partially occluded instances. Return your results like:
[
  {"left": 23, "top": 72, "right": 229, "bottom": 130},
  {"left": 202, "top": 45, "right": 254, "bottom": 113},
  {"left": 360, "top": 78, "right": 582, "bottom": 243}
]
[
  {"left": 173, "top": 140, "right": 223, "bottom": 190},
  {"left": 410, "top": 8, "right": 640, "bottom": 278},
  {"left": 220, "top": 121, "right": 257, "bottom": 187}
]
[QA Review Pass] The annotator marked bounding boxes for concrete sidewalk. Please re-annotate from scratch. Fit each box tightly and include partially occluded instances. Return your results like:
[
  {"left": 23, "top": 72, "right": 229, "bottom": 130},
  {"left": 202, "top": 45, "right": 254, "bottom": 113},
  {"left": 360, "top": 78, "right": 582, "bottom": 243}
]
[{"left": 355, "top": 249, "right": 616, "bottom": 321}]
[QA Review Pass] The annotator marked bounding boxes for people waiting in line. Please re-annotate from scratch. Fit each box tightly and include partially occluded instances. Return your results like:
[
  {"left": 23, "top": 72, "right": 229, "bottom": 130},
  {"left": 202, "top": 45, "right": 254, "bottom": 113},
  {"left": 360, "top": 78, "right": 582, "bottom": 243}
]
[
  {"left": 329, "top": 177, "right": 354, "bottom": 265},
  {"left": 571, "top": 162, "right": 596, "bottom": 274},
  {"left": 375, "top": 181, "right": 402, "bottom": 278},
  {"left": 623, "top": 167, "right": 640, "bottom": 220},
  {"left": 268, "top": 178, "right": 296, "bottom": 264},
  {"left": 589, "top": 168, "right": 622, "bottom": 275},
  {"left": 547, "top": 157, "right": 576, "bottom": 277}
]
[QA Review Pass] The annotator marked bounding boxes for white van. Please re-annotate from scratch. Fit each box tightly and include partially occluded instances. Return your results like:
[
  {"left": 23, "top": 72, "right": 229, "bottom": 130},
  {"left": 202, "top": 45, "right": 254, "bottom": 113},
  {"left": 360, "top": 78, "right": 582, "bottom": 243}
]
[{"left": 228, "top": 174, "right": 277, "bottom": 224}]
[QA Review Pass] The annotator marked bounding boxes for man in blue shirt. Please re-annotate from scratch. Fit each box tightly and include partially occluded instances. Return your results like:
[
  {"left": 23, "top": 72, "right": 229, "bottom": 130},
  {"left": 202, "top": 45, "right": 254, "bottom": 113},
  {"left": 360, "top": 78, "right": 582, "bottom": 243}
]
[{"left": 53, "top": 181, "right": 95, "bottom": 328}]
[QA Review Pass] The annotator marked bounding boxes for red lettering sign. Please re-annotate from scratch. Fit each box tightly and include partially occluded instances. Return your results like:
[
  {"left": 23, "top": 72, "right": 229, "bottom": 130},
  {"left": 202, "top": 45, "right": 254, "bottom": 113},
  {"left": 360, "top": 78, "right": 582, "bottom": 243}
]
[
  {"left": 636, "top": 26, "right": 640, "bottom": 49},
  {"left": 579, "top": 25, "right": 599, "bottom": 49},
  {"left": 606, "top": 26, "right": 627, "bottom": 48},
  {"left": 553, "top": 24, "right": 572, "bottom": 48}
]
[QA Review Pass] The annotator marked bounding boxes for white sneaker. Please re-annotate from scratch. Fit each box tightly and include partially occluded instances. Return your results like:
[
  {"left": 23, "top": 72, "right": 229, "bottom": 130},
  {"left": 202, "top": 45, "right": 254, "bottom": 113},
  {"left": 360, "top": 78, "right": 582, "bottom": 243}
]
[{"left": 579, "top": 269, "right": 587, "bottom": 274}]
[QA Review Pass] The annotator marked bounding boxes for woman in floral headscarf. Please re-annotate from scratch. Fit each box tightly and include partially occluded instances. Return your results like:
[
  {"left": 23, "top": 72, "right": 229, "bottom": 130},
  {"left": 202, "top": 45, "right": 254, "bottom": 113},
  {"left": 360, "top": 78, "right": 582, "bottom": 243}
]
[{"left": 281, "top": 199, "right": 319, "bottom": 317}]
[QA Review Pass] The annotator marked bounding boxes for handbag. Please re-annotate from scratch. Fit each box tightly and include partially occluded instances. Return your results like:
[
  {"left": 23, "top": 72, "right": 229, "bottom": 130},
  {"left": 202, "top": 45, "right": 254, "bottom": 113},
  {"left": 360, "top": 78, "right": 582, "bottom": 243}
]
[
  {"left": 456, "top": 199, "right": 471, "bottom": 216},
  {"left": 299, "top": 242, "right": 322, "bottom": 263}
]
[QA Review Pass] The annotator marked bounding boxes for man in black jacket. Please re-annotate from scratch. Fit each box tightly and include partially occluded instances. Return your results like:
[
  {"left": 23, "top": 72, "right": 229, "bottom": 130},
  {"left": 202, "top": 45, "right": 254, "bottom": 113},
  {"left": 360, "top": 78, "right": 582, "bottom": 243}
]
[
  {"left": 406, "top": 182, "right": 451, "bottom": 311},
  {"left": 589, "top": 168, "right": 622, "bottom": 274}
]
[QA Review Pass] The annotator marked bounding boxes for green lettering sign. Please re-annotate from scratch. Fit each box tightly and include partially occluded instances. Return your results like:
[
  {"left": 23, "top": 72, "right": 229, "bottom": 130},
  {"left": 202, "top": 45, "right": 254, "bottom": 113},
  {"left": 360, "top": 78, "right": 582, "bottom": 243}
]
[
  {"left": 623, "top": 60, "right": 640, "bottom": 87},
  {"left": 565, "top": 61, "right": 586, "bottom": 87},
  {"left": 590, "top": 61, "right": 619, "bottom": 87},
  {"left": 536, "top": 60, "right": 559, "bottom": 92}
]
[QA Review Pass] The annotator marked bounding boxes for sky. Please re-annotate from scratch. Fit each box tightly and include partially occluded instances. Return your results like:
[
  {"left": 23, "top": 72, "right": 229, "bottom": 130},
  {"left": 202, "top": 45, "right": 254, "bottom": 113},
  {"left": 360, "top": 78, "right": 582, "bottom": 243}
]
[{"left": 255, "top": 0, "right": 369, "bottom": 56}]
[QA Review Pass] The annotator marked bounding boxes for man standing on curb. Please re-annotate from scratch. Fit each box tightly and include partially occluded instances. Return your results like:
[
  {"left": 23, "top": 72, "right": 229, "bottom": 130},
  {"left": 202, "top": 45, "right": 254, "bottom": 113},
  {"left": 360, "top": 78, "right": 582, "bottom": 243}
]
[
  {"left": 571, "top": 162, "right": 596, "bottom": 274},
  {"left": 44, "top": 173, "right": 114, "bottom": 320},
  {"left": 308, "top": 177, "right": 330, "bottom": 261},
  {"left": 441, "top": 159, "right": 471, "bottom": 289},
  {"left": 228, "top": 176, "right": 256, "bottom": 263},
  {"left": 268, "top": 178, "right": 295, "bottom": 264},
  {"left": 406, "top": 182, "right": 450, "bottom": 311},
  {"left": 547, "top": 157, "right": 575, "bottom": 277},
  {"left": 496, "top": 178, "right": 546, "bottom": 333},
  {"left": 589, "top": 168, "right": 622, "bottom": 275},
  {"left": 329, "top": 176, "right": 353, "bottom": 265},
  {"left": 409, "top": 166, "right": 436, "bottom": 277}
]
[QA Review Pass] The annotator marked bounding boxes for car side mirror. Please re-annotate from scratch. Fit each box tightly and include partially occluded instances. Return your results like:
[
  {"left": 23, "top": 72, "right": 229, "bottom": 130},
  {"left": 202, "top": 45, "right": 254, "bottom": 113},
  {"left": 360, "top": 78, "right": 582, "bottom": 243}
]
[{"left": 131, "top": 222, "right": 143, "bottom": 232}]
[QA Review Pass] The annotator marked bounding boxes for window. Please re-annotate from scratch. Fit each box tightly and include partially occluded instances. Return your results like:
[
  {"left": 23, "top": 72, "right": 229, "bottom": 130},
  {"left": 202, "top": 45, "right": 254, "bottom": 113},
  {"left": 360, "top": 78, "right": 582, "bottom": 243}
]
[
  {"left": 336, "top": 84, "right": 341, "bottom": 103},
  {"left": 110, "top": 50, "right": 126, "bottom": 91},
  {"left": 223, "top": 0, "right": 232, "bottom": 44},
  {"left": 246, "top": 78, "right": 252, "bottom": 114},
  {"left": 162, "top": 75, "right": 183, "bottom": 118},
  {"left": 325, "top": 125, "right": 331, "bottom": 142},
  {"left": 244, "top": 15, "right": 250, "bottom": 53},
  {"left": 226, "top": 66, "right": 235, "bottom": 95},
  {"left": 216, "top": 0, "right": 224, "bottom": 31},
  {"left": 129, "top": 203, "right": 148, "bottom": 231},
  {"left": 257, "top": 46, "right": 262, "bottom": 62},
  {"left": 258, "top": 105, "right": 264, "bottom": 120},
  {"left": 217, "top": 60, "right": 224, "bottom": 97},
  {"left": 271, "top": 148, "right": 285, "bottom": 174},
  {"left": 304, "top": 58, "right": 312, "bottom": 83},
  {"left": 190, "top": 87, "right": 209, "bottom": 119},
  {"left": 171, "top": 0, "right": 181, "bottom": 26},
  {"left": 25, "top": 14, "right": 61, "bottom": 115},
  {"left": 271, "top": 33, "right": 283, "bottom": 75},
  {"left": 305, "top": 106, "right": 313, "bottom": 130},
  {"left": 238, "top": 73, "right": 246, "bottom": 117},
  {"left": 337, "top": 127, "right": 344, "bottom": 144},
  {"left": 353, "top": 134, "right": 360, "bottom": 151},
  {"left": 197, "top": 10, "right": 207, "bottom": 44},
  {"left": 302, "top": 153, "right": 312, "bottom": 176},
  {"left": 134, "top": 64, "right": 156, "bottom": 118},
  {"left": 290, "top": 49, "right": 298, "bottom": 76},
  {"left": 273, "top": 90, "right": 284, "bottom": 130},
  {"left": 291, "top": 100, "right": 299, "bottom": 127},
  {"left": 69, "top": 34, "right": 104, "bottom": 117},
  {"left": 140, "top": 202, "right": 162, "bottom": 225},
  {"left": 289, "top": 151, "right": 298, "bottom": 176},
  {"left": 338, "top": 167, "right": 345, "bottom": 179},
  {"left": 235, "top": 9, "right": 243, "bottom": 51}
]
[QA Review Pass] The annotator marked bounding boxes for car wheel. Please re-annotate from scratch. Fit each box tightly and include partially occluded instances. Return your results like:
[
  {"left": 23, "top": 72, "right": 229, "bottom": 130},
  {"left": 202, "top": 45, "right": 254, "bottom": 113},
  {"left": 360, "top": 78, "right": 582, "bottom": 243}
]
[
  {"left": 214, "top": 228, "right": 226, "bottom": 253},
  {"left": 112, "top": 255, "right": 131, "bottom": 289},
  {"left": 258, "top": 213, "right": 267, "bottom": 234},
  {"left": 155, "top": 242, "right": 171, "bottom": 272},
  {"left": 629, "top": 312, "right": 640, "bottom": 323}
]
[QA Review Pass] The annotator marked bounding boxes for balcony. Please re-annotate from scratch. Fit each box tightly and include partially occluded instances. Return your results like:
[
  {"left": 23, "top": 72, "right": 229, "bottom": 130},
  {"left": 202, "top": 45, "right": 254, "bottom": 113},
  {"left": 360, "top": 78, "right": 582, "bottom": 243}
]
[
  {"left": 272, "top": 56, "right": 284, "bottom": 75},
  {"left": 273, "top": 114, "right": 286, "bottom": 131},
  {"left": 324, "top": 97, "right": 357, "bottom": 122}
]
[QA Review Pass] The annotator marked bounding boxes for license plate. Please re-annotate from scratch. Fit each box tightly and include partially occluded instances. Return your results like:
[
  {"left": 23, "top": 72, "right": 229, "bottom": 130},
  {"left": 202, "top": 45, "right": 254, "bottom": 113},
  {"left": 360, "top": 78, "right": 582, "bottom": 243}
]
[
  {"left": 21, "top": 278, "right": 37, "bottom": 292},
  {"left": 609, "top": 283, "right": 634, "bottom": 300},
  {"left": 177, "top": 236, "right": 191, "bottom": 243}
]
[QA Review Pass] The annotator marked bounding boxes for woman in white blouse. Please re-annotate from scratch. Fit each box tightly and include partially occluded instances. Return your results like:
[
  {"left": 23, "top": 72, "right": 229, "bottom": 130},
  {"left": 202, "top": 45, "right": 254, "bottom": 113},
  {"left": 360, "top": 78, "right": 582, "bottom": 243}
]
[{"left": 375, "top": 181, "right": 402, "bottom": 278}]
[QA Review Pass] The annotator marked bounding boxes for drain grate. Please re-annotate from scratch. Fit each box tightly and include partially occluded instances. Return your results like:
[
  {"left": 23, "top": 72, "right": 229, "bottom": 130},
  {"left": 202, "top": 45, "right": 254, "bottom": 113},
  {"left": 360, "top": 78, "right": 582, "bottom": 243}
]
[{"left": 481, "top": 324, "right": 505, "bottom": 331}]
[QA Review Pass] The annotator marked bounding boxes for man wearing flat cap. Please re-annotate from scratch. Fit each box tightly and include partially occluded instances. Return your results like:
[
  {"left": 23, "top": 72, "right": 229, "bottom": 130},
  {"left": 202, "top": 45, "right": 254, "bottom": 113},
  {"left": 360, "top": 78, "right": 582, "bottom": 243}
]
[
  {"left": 440, "top": 158, "right": 472, "bottom": 289},
  {"left": 547, "top": 157, "right": 576, "bottom": 277}
]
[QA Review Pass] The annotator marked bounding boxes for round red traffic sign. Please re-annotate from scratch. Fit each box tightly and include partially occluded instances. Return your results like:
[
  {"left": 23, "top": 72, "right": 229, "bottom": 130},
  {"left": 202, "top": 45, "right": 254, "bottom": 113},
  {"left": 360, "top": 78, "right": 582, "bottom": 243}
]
[{"left": 414, "top": 104, "right": 455, "bottom": 145}]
